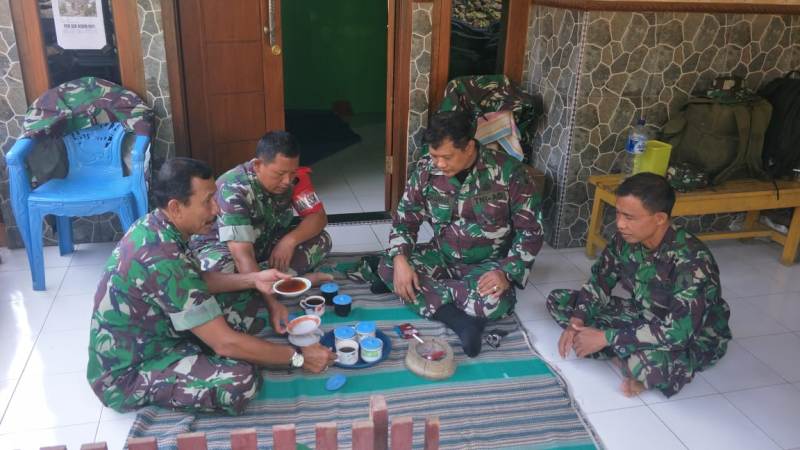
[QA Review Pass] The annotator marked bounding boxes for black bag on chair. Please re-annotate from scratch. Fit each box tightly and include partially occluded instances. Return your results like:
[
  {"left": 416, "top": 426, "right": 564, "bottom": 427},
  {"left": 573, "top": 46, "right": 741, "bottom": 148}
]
[{"left": 759, "top": 71, "right": 800, "bottom": 178}]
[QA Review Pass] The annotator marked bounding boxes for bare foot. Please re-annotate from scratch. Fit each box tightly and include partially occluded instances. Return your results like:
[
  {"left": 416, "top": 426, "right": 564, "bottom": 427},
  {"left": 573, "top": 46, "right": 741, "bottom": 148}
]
[
  {"left": 305, "top": 272, "right": 334, "bottom": 286},
  {"left": 620, "top": 378, "right": 646, "bottom": 397}
]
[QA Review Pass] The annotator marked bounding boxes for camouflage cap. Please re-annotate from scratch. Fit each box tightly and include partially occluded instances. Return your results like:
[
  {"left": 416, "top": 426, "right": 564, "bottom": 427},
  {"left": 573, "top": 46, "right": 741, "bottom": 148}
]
[{"left": 667, "top": 162, "right": 709, "bottom": 192}]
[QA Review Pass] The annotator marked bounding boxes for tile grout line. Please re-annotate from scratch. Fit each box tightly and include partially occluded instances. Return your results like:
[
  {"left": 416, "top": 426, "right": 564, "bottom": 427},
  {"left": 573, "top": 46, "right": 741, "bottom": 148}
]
[{"left": 719, "top": 389, "right": 785, "bottom": 450}]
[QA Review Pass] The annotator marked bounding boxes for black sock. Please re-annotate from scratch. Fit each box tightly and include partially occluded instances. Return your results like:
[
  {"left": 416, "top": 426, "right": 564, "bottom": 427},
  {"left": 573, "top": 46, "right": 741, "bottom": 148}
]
[
  {"left": 432, "top": 304, "right": 487, "bottom": 357},
  {"left": 366, "top": 255, "right": 392, "bottom": 294}
]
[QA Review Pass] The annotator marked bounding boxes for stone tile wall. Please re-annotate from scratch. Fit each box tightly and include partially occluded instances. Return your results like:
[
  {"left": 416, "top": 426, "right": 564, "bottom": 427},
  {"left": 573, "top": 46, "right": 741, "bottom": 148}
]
[
  {"left": 525, "top": 5, "right": 800, "bottom": 248},
  {"left": 407, "top": 3, "right": 433, "bottom": 165},
  {"left": 0, "top": 0, "right": 175, "bottom": 248}
]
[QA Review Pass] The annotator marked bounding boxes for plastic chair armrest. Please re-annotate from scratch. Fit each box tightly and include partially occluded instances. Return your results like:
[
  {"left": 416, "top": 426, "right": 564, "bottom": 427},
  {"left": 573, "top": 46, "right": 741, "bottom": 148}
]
[{"left": 6, "top": 138, "right": 36, "bottom": 167}]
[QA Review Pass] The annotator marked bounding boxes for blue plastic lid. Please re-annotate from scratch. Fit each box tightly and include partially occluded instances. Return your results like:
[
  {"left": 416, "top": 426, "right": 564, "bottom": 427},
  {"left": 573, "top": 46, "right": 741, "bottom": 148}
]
[
  {"left": 361, "top": 336, "right": 382, "bottom": 350},
  {"left": 325, "top": 374, "right": 347, "bottom": 391},
  {"left": 355, "top": 321, "right": 376, "bottom": 334},
  {"left": 320, "top": 282, "right": 339, "bottom": 293},
  {"left": 333, "top": 294, "right": 352, "bottom": 305},
  {"left": 333, "top": 326, "right": 356, "bottom": 339}
]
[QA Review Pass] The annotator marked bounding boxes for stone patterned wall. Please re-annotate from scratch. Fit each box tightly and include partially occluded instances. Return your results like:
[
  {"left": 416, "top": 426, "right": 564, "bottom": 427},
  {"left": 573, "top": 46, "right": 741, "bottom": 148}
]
[
  {"left": 0, "top": 0, "right": 176, "bottom": 248},
  {"left": 407, "top": 3, "right": 433, "bottom": 165},
  {"left": 523, "top": 5, "right": 585, "bottom": 245},
  {"left": 525, "top": 6, "right": 800, "bottom": 248}
]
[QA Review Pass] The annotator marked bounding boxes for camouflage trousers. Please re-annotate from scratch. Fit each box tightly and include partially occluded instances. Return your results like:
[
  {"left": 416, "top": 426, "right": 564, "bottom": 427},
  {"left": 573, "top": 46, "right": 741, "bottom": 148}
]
[
  {"left": 546, "top": 288, "right": 711, "bottom": 398},
  {"left": 377, "top": 243, "right": 515, "bottom": 320},
  {"left": 196, "top": 229, "right": 332, "bottom": 275},
  {"left": 102, "top": 291, "right": 268, "bottom": 415}
]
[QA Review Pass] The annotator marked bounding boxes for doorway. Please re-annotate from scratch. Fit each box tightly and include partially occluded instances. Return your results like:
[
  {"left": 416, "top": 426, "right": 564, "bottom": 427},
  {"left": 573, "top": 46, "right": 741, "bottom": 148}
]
[{"left": 176, "top": 0, "right": 392, "bottom": 217}]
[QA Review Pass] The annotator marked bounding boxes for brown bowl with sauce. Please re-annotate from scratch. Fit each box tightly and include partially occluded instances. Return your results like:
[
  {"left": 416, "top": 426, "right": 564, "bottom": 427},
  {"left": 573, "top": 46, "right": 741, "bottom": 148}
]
[{"left": 273, "top": 277, "right": 311, "bottom": 298}]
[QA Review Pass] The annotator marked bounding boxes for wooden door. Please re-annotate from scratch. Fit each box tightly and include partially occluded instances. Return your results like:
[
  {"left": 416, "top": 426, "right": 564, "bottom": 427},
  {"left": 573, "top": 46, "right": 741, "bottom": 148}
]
[{"left": 179, "top": 0, "right": 284, "bottom": 175}]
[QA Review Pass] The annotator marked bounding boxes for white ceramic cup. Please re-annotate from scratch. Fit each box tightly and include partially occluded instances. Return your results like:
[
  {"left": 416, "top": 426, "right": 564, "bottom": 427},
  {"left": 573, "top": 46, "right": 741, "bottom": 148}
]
[
  {"left": 335, "top": 339, "right": 360, "bottom": 366},
  {"left": 299, "top": 295, "right": 326, "bottom": 317}
]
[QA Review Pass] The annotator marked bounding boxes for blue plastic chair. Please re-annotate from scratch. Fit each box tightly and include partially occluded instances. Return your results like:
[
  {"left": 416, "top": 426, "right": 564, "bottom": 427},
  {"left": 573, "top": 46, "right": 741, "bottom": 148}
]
[{"left": 6, "top": 122, "right": 150, "bottom": 290}]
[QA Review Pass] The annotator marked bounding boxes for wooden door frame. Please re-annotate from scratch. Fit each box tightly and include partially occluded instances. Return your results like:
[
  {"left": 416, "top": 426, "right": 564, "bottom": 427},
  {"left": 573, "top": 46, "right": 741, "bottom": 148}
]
[{"left": 10, "top": 0, "right": 146, "bottom": 103}]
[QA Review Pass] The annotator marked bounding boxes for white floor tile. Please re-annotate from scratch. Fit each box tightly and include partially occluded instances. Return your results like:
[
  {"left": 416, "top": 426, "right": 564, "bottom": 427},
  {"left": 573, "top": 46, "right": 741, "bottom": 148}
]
[
  {"left": 521, "top": 319, "right": 579, "bottom": 364},
  {"left": 726, "top": 298, "right": 791, "bottom": 338},
  {"left": 531, "top": 280, "right": 586, "bottom": 299},
  {"left": 651, "top": 395, "right": 780, "bottom": 450},
  {"left": 720, "top": 266, "right": 787, "bottom": 298},
  {"left": 513, "top": 286, "right": 550, "bottom": 322},
  {"left": 41, "top": 293, "right": 94, "bottom": 334},
  {"left": 758, "top": 292, "right": 800, "bottom": 332},
  {"left": 99, "top": 406, "right": 137, "bottom": 423},
  {"left": 588, "top": 406, "right": 686, "bottom": 450},
  {"left": 319, "top": 191, "right": 362, "bottom": 214},
  {"left": 0, "top": 246, "right": 73, "bottom": 272},
  {"left": 57, "top": 265, "right": 104, "bottom": 296},
  {"left": 726, "top": 384, "right": 800, "bottom": 449},
  {"left": 370, "top": 223, "right": 393, "bottom": 247},
  {"left": 418, "top": 222, "right": 434, "bottom": 243},
  {"left": 0, "top": 371, "right": 102, "bottom": 433},
  {"left": 69, "top": 242, "right": 116, "bottom": 267},
  {"left": 0, "top": 333, "right": 35, "bottom": 381},
  {"left": 528, "top": 252, "right": 586, "bottom": 285},
  {"left": 331, "top": 242, "right": 384, "bottom": 253},
  {"left": 554, "top": 358, "right": 644, "bottom": 413},
  {"left": 738, "top": 333, "right": 800, "bottom": 382},
  {"left": 700, "top": 341, "right": 784, "bottom": 393},
  {"left": 325, "top": 224, "right": 380, "bottom": 246},
  {"left": 23, "top": 329, "right": 90, "bottom": 376},
  {"left": 0, "top": 422, "right": 98, "bottom": 450},
  {"left": 0, "top": 378, "right": 17, "bottom": 421},
  {"left": 559, "top": 248, "right": 596, "bottom": 275},
  {"left": 0, "top": 267, "right": 67, "bottom": 303},
  {"left": 0, "top": 289, "right": 53, "bottom": 338},
  {"left": 637, "top": 373, "right": 718, "bottom": 405},
  {"left": 95, "top": 416, "right": 135, "bottom": 450}
]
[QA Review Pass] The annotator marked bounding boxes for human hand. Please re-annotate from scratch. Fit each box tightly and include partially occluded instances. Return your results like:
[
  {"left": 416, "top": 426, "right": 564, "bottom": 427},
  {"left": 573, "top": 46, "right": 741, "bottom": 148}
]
[
  {"left": 266, "top": 299, "right": 289, "bottom": 334},
  {"left": 393, "top": 256, "right": 420, "bottom": 303},
  {"left": 572, "top": 324, "right": 608, "bottom": 358},
  {"left": 477, "top": 269, "right": 510, "bottom": 297},
  {"left": 300, "top": 343, "right": 337, "bottom": 373},
  {"left": 269, "top": 235, "right": 297, "bottom": 272},
  {"left": 253, "top": 269, "right": 291, "bottom": 295}
]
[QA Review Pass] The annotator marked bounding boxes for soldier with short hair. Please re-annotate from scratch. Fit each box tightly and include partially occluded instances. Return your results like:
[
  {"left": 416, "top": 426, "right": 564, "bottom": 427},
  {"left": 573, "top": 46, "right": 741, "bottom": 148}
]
[
  {"left": 191, "top": 131, "right": 332, "bottom": 333},
  {"left": 547, "top": 173, "right": 731, "bottom": 398},
  {"left": 88, "top": 158, "right": 335, "bottom": 415},
  {"left": 376, "top": 110, "right": 544, "bottom": 357}
]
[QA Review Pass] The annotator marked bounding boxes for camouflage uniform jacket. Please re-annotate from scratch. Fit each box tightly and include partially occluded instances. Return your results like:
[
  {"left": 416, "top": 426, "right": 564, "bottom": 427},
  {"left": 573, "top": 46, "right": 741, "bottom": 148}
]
[
  {"left": 387, "top": 147, "right": 543, "bottom": 286},
  {"left": 88, "top": 209, "right": 224, "bottom": 400},
  {"left": 191, "top": 160, "right": 323, "bottom": 262},
  {"left": 574, "top": 225, "right": 732, "bottom": 357}
]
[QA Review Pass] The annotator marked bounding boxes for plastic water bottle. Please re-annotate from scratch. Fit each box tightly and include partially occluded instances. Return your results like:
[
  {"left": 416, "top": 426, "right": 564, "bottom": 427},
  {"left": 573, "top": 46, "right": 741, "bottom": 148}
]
[{"left": 624, "top": 118, "right": 649, "bottom": 175}]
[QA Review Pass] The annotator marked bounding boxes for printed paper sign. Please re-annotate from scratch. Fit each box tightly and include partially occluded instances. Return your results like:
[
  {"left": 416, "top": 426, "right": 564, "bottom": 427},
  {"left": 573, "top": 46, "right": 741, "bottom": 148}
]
[{"left": 52, "top": 0, "right": 107, "bottom": 50}]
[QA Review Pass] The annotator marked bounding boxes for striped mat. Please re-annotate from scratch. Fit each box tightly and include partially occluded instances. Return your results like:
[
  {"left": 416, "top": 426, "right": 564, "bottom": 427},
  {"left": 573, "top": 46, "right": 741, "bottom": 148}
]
[{"left": 128, "top": 276, "right": 600, "bottom": 449}]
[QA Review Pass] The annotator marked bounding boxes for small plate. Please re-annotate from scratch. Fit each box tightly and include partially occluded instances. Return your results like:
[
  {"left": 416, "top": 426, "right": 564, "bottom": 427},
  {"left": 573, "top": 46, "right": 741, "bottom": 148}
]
[
  {"left": 320, "top": 329, "right": 392, "bottom": 369},
  {"left": 288, "top": 328, "right": 323, "bottom": 347},
  {"left": 287, "top": 315, "right": 321, "bottom": 336},
  {"left": 273, "top": 277, "right": 311, "bottom": 298}
]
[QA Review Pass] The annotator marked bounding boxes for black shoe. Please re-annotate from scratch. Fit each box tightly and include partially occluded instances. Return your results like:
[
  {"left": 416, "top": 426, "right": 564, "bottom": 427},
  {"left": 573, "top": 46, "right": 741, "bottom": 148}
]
[
  {"left": 432, "top": 304, "right": 487, "bottom": 357},
  {"left": 370, "top": 279, "right": 391, "bottom": 294}
]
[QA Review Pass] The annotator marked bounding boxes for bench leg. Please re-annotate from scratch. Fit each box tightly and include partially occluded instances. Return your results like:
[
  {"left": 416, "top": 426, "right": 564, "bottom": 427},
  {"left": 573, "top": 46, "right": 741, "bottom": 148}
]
[
  {"left": 743, "top": 210, "right": 760, "bottom": 231},
  {"left": 781, "top": 206, "right": 800, "bottom": 266},
  {"left": 586, "top": 191, "right": 605, "bottom": 258}
]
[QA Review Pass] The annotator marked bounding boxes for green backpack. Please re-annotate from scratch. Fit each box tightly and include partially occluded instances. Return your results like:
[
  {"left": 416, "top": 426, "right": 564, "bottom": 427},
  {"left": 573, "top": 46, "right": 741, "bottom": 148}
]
[{"left": 662, "top": 92, "right": 772, "bottom": 185}]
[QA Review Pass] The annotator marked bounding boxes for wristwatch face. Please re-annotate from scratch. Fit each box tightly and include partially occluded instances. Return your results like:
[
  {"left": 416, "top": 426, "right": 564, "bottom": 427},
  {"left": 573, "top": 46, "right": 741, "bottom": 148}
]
[{"left": 291, "top": 351, "right": 304, "bottom": 368}]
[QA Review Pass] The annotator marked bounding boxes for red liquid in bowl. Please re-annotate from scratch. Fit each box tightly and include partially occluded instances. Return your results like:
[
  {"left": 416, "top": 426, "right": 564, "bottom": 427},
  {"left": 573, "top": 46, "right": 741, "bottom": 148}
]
[{"left": 278, "top": 278, "right": 307, "bottom": 293}]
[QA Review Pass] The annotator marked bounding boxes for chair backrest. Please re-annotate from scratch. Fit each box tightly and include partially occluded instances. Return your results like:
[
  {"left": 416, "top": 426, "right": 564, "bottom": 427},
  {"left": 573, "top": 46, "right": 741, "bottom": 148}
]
[{"left": 62, "top": 122, "right": 127, "bottom": 181}]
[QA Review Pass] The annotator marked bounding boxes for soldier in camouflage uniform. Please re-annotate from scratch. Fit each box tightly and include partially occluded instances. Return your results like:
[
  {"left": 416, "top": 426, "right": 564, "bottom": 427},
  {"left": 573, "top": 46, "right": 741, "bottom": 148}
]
[
  {"left": 190, "top": 132, "right": 332, "bottom": 332},
  {"left": 377, "top": 111, "right": 544, "bottom": 356},
  {"left": 88, "top": 158, "right": 335, "bottom": 415},
  {"left": 547, "top": 173, "right": 731, "bottom": 398}
]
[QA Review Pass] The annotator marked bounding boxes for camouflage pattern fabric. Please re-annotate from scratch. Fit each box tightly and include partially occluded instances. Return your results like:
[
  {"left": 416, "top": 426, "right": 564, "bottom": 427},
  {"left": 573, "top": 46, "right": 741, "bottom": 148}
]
[
  {"left": 666, "top": 162, "right": 710, "bottom": 192},
  {"left": 435, "top": 75, "right": 541, "bottom": 163},
  {"left": 190, "top": 160, "right": 331, "bottom": 274},
  {"left": 545, "top": 225, "right": 731, "bottom": 397},
  {"left": 378, "top": 146, "right": 544, "bottom": 319},
  {"left": 24, "top": 77, "right": 153, "bottom": 138},
  {"left": 88, "top": 209, "right": 269, "bottom": 415}
]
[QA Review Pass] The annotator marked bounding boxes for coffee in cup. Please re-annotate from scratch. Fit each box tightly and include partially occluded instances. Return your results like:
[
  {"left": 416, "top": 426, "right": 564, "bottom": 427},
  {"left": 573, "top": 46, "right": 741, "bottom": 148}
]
[
  {"left": 299, "top": 295, "right": 326, "bottom": 317},
  {"left": 335, "top": 339, "right": 359, "bottom": 366}
]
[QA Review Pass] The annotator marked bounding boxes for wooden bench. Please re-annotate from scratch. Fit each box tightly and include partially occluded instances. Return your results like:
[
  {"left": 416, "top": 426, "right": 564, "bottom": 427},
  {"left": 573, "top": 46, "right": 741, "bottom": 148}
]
[{"left": 586, "top": 174, "right": 800, "bottom": 265}]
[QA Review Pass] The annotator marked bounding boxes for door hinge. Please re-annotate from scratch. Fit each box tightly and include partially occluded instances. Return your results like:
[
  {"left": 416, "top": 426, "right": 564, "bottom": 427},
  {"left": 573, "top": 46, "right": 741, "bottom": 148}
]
[{"left": 385, "top": 155, "right": 393, "bottom": 173}]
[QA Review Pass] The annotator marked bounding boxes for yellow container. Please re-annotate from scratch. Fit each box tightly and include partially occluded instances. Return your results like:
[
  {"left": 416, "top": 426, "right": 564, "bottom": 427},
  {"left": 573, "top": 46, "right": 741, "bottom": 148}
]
[{"left": 633, "top": 140, "right": 673, "bottom": 176}]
